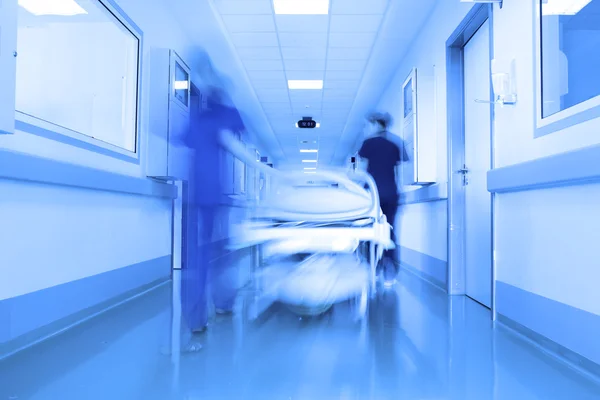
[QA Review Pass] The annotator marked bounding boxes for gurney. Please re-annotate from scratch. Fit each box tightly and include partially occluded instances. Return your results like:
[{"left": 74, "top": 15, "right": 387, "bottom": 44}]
[
  {"left": 232, "top": 168, "right": 393, "bottom": 322},
  {"left": 218, "top": 131, "right": 393, "bottom": 321}
]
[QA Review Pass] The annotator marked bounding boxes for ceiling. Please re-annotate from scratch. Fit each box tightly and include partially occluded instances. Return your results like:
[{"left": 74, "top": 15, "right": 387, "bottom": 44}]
[{"left": 169, "top": 0, "right": 439, "bottom": 168}]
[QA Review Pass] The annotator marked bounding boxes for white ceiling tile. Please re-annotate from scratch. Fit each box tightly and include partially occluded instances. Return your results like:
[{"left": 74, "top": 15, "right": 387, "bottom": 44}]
[
  {"left": 284, "top": 59, "right": 326, "bottom": 71},
  {"left": 261, "top": 102, "right": 292, "bottom": 111},
  {"left": 329, "top": 15, "right": 382, "bottom": 33},
  {"left": 327, "top": 47, "right": 371, "bottom": 60},
  {"left": 222, "top": 15, "right": 276, "bottom": 33},
  {"left": 286, "top": 70, "right": 325, "bottom": 80},
  {"left": 281, "top": 47, "right": 327, "bottom": 60},
  {"left": 323, "top": 80, "right": 360, "bottom": 89},
  {"left": 289, "top": 91, "right": 323, "bottom": 101},
  {"left": 231, "top": 32, "right": 279, "bottom": 47},
  {"left": 325, "top": 70, "right": 363, "bottom": 80},
  {"left": 247, "top": 70, "right": 286, "bottom": 80},
  {"left": 243, "top": 59, "right": 284, "bottom": 71},
  {"left": 278, "top": 33, "right": 328, "bottom": 47},
  {"left": 251, "top": 79, "right": 288, "bottom": 89},
  {"left": 275, "top": 15, "right": 329, "bottom": 33},
  {"left": 256, "top": 88, "right": 289, "bottom": 99},
  {"left": 331, "top": 0, "right": 389, "bottom": 15},
  {"left": 324, "top": 88, "right": 357, "bottom": 97},
  {"left": 214, "top": 0, "right": 273, "bottom": 15},
  {"left": 237, "top": 47, "right": 282, "bottom": 60},
  {"left": 328, "top": 32, "right": 376, "bottom": 48},
  {"left": 326, "top": 59, "right": 366, "bottom": 71}
]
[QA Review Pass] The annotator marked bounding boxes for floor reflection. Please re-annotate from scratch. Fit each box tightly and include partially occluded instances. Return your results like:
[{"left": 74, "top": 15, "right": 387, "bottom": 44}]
[{"left": 1, "top": 269, "right": 599, "bottom": 400}]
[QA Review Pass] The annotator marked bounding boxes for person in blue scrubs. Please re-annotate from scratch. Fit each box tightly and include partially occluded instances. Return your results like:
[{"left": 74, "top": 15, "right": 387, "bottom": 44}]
[
  {"left": 179, "top": 85, "right": 245, "bottom": 345},
  {"left": 358, "top": 112, "right": 408, "bottom": 285}
]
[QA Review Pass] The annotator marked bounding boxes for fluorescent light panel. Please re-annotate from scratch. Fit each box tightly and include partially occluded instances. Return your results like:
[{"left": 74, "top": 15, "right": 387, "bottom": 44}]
[
  {"left": 18, "top": 0, "right": 88, "bottom": 15},
  {"left": 300, "top": 149, "right": 318, "bottom": 153},
  {"left": 542, "top": 0, "right": 591, "bottom": 15},
  {"left": 274, "top": 0, "right": 329, "bottom": 15},
  {"left": 302, "top": 160, "right": 318, "bottom": 163},
  {"left": 288, "top": 80, "right": 323, "bottom": 90},
  {"left": 304, "top": 167, "right": 316, "bottom": 170}
]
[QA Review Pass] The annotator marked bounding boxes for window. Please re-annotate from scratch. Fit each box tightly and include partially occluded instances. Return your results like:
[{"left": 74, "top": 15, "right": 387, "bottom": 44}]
[
  {"left": 15, "top": 0, "right": 140, "bottom": 152},
  {"left": 540, "top": 0, "right": 600, "bottom": 119}
]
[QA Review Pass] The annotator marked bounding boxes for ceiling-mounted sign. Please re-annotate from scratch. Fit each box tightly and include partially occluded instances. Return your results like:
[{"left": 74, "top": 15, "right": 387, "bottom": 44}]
[
  {"left": 297, "top": 117, "right": 317, "bottom": 129},
  {"left": 297, "top": 120, "right": 317, "bottom": 128}
]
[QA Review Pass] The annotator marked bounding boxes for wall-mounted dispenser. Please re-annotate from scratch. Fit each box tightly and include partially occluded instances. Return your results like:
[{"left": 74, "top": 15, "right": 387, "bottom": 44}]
[{"left": 491, "top": 58, "right": 517, "bottom": 106}]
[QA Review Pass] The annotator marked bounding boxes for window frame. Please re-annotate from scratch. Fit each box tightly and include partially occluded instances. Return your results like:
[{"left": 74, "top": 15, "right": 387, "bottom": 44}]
[
  {"left": 534, "top": 0, "right": 600, "bottom": 138},
  {"left": 14, "top": 0, "right": 144, "bottom": 163}
]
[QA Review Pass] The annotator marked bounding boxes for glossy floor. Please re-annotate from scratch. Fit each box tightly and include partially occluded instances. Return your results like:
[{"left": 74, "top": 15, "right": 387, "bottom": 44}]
[{"left": 1, "top": 270, "right": 599, "bottom": 400}]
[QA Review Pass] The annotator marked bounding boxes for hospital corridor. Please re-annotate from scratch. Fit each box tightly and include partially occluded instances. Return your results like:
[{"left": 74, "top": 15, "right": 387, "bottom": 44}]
[{"left": 1, "top": 0, "right": 600, "bottom": 399}]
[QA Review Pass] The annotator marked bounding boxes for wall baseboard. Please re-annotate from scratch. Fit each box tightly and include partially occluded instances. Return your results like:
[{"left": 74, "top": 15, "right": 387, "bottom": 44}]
[
  {"left": 496, "top": 281, "right": 600, "bottom": 368},
  {"left": 0, "top": 256, "right": 171, "bottom": 360},
  {"left": 398, "top": 246, "right": 447, "bottom": 290},
  {"left": 497, "top": 313, "right": 600, "bottom": 383}
]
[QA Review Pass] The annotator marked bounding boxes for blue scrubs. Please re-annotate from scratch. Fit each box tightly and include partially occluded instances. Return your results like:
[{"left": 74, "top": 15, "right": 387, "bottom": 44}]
[
  {"left": 181, "top": 101, "right": 245, "bottom": 331},
  {"left": 358, "top": 133, "right": 408, "bottom": 261}
]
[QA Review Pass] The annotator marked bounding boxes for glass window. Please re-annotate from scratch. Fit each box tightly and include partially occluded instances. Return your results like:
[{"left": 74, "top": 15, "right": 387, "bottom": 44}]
[
  {"left": 541, "top": 0, "right": 600, "bottom": 119},
  {"left": 403, "top": 78, "right": 413, "bottom": 118},
  {"left": 15, "top": 0, "right": 140, "bottom": 152},
  {"left": 174, "top": 61, "right": 189, "bottom": 107}
]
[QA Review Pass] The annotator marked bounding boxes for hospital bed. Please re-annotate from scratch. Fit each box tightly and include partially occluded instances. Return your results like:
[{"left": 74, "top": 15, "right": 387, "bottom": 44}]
[{"left": 231, "top": 167, "right": 394, "bottom": 322}]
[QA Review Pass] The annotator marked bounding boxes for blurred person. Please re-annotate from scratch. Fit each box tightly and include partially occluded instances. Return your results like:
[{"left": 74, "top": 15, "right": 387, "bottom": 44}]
[
  {"left": 173, "top": 83, "right": 246, "bottom": 352},
  {"left": 357, "top": 112, "right": 409, "bottom": 286}
]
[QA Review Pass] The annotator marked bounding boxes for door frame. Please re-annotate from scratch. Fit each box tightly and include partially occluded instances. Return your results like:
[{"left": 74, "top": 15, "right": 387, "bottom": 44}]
[{"left": 445, "top": 4, "right": 497, "bottom": 319}]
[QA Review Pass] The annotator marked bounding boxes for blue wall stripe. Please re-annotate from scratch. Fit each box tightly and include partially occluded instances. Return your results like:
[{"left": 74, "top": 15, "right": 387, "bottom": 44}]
[
  {"left": 400, "top": 182, "right": 448, "bottom": 205},
  {"left": 0, "top": 149, "right": 177, "bottom": 199},
  {"left": 399, "top": 246, "right": 447, "bottom": 290},
  {"left": 496, "top": 281, "right": 600, "bottom": 366},
  {"left": 487, "top": 144, "right": 600, "bottom": 193},
  {"left": 15, "top": 120, "right": 140, "bottom": 164},
  {"left": 0, "top": 256, "right": 171, "bottom": 346}
]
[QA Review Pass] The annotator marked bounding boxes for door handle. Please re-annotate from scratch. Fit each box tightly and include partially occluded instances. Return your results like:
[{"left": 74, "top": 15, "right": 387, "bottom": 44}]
[{"left": 457, "top": 167, "right": 469, "bottom": 174}]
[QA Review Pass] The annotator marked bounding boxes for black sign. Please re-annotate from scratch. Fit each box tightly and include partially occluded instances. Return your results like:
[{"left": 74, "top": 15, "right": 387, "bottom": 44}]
[{"left": 297, "top": 120, "right": 317, "bottom": 129}]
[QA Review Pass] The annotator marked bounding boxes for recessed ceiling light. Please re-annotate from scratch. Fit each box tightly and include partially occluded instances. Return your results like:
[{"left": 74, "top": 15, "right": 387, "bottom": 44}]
[
  {"left": 18, "top": 0, "right": 88, "bottom": 15},
  {"left": 304, "top": 167, "right": 316, "bottom": 170},
  {"left": 302, "top": 160, "right": 318, "bottom": 163},
  {"left": 274, "top": 0, "right": 329, "bottom": 15},
  {"left": 288, "top": 80, "right": 323, "bottom": 90},
  {"left": 300, "top": 149, "right": 318, "bottom": 153},
  {"left": 541, "top": 0, "right": 591, "bottom": 15}
]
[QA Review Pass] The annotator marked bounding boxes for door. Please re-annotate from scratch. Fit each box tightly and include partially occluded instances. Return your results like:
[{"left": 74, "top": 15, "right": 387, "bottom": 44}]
[
  {"left": 463, "top": 20, "right": 492, "bottom": 308},
  {"left": 0, "top": 0, "right": 18, "bottom": 134}
]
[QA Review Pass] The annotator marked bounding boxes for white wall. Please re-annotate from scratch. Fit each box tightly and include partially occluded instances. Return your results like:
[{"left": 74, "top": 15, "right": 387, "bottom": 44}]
[
  {"left": 376, "top": 1, "right": 475, "bottom": 263},
  {"left": 0, "top": 179, "right": 171, "bottom": 301},
  {"left": 0, "top": 0, "right": 201, "bottom": 308},
  {"left": 493, "top": 0, "right": 600, "bottom": 318}
]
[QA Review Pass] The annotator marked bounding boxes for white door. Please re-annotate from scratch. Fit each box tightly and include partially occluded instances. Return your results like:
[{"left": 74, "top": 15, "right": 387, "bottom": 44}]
[
  {"left": 463, "top": 20, "right": 492, "bottom": 308},
  {"left": 0, "top": 0, "right": 18, "bottom": 135}
]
